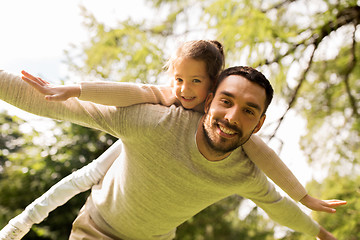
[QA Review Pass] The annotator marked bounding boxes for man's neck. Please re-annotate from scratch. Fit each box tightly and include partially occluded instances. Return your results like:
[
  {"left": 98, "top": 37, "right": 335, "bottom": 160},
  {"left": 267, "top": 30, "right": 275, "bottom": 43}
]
[{"left": 195, "top": 116, "right": 231, "bottom": 162}]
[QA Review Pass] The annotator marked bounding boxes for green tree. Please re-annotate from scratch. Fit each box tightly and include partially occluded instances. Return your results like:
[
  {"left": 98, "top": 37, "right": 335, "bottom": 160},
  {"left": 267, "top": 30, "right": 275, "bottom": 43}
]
[
  {"left": 310, "top": 174, "right": 360, "bottom": 240},
  {"left": 2, "top": 0, "right": 359, "bottom": 238},
  {"left": 63, "top": 0, "right": 359, "bottom": 236},
  {"left": 0, "top": 112, "right": 31, "bottom": 226},
  {"left": 285, "top": 173, "right": 360, "bottom": 240},
  {"left": 66, "top": 0, "right": 360, "bottom": 172},
  {"left": 0, "top": 111, "right": 116, "bottom": 239}
]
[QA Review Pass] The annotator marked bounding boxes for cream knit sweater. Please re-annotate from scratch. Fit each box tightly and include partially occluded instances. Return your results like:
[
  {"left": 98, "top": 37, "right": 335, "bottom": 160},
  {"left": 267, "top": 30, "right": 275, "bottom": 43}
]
[
  {"left": 0, "top": 71, "right": 317, "bottom": 239},
  {"left": 79, "top": 81, "right": 307, "bottom": 202}
]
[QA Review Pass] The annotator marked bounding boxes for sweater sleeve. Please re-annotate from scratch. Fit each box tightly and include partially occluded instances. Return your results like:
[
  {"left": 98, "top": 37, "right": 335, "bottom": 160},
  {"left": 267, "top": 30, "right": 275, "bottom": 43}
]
[
  {"left": 79, "top": 81, "right": 178, "bottom": 107},
  {"left": 242, "top": 135, "right": 307, "bottom": 201},
  {"left": 0, "top": 70, "right": 124, "bottom": 138},
  {"left": 240, "top": 172, "right": 319, "bottom": 237}
]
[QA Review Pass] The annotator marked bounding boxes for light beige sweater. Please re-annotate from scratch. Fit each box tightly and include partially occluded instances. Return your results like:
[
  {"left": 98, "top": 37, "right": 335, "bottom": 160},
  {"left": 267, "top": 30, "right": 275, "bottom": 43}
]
[
  {"left": 79, "top": 81, "right": 307, "bottom": 202},
  {"left": 0, "top": 71, "right": 317, "bottom": 239}
]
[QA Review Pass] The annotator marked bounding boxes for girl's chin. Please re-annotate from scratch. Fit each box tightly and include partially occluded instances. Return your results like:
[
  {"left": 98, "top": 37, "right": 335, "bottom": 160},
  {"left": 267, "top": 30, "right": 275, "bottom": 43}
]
[{"left": 181, "top": 101, "right": 197, "bottom": 109}]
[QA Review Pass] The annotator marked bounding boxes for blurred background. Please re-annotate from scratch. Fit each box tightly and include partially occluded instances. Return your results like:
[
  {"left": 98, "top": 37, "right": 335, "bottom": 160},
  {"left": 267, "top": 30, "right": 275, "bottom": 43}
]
[{"left": 0, "top": 0, "right": 359, "bottom": 239}]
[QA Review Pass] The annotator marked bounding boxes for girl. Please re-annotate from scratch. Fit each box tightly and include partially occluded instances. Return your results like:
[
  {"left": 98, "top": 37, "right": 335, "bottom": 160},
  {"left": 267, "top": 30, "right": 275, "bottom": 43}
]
[{"left": 0, "top": 40, "right": 345, "bottom": 239}]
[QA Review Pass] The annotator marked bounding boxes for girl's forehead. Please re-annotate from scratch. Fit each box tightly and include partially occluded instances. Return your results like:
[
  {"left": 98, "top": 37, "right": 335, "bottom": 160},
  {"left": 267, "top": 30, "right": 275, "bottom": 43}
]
[
  {"left": 173, "top": 58, "right": 208, "bottom": 76},
  {"left": 174, "top": 57, "right": 206, "bottom": 68}
]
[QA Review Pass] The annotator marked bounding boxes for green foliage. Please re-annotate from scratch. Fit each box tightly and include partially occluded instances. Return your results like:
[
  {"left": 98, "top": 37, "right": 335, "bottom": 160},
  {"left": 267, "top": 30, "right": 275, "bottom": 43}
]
[
  {"left": 65, "top": 8, "right": 165, "bottom": 84},
  {"left": 68, "top": 0, "right": 360, "bottom": 172},
  {"left": 2, "top": 0, "right": 360, "bottom": 238},
  {"left": 63, "top": 0, "right": 360, "bottom": 238},
  {"left": 299, "top": 41, "right": 360, "bottom": 169},
  {"left": 84, "top": 21, "right": 164, "bottom": 82},
  {"left": 306, "top": 174, "right": 360, "bottom": 239},
  {"left": 284, "top": 174, "right": 360, "bottom": 240},
  {"left": 0, "top": 112, "right": 116, "bottom": 239}
]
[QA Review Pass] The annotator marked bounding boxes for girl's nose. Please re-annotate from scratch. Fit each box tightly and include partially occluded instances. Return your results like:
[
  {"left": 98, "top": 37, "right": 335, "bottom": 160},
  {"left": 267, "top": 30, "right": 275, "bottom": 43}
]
[{"left": 181, "top": 82, "right": 189, "bottom": 93}]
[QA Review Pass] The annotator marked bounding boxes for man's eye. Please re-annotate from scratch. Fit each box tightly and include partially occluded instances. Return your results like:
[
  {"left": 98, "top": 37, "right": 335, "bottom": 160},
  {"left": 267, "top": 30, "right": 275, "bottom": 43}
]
[{"left": 244, "top": 109, "right": 255, "bottom": 115}]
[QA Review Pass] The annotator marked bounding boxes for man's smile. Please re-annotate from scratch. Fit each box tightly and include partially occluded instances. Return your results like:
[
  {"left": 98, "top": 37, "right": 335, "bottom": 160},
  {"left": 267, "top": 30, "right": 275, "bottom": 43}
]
[{"left": 216, "top": 122, "right": 239, "bottom": 138}]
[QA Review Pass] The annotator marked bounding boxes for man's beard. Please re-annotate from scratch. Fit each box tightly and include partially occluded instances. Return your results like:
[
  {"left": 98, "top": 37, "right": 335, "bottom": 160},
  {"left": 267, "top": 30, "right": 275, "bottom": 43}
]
[{"left": 202, "top": 114, "right": 253, "bottom": 155}]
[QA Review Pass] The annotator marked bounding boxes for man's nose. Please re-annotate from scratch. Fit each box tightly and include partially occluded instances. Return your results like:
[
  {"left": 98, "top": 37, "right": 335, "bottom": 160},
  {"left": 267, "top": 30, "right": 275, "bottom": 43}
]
[{"left": 225, "top": 107, "right": 240, "bottom": 126}]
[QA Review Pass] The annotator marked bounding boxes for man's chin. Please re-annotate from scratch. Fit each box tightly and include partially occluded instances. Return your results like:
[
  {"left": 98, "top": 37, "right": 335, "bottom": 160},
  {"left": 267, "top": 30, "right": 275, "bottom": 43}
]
[
  {"left": 213, "top": 144, "right": 240, "bottom": 154},
  {"left": 207, "top": 134, "right": 253, "bottom": 154},
  {"left": 206, "top": 138, "right": 241, "bottom": 154}
]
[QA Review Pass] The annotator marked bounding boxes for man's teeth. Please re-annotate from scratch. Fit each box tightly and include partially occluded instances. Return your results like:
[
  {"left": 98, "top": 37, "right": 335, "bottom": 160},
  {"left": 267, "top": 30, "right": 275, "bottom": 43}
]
[{"left": 219, "top": 125, "right": 235, "bottom": 135}]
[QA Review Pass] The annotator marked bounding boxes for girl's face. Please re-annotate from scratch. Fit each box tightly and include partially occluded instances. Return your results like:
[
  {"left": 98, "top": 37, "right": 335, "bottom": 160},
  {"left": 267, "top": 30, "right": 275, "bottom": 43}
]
[{"left": 172, "top": 57, "right": 212, "bottom": 109}]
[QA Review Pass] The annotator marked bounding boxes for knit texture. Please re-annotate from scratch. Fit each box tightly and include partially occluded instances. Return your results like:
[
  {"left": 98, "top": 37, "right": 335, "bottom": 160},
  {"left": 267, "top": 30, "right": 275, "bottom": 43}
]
[
  {"left": 80, "top": 80, "right": 307, "bottom": 201},
  {"left": 80, "top": 81, "right": 177, "bottom": 107},
  {"left": 0, "top": 70, "right": 318, "bottom": 239}
]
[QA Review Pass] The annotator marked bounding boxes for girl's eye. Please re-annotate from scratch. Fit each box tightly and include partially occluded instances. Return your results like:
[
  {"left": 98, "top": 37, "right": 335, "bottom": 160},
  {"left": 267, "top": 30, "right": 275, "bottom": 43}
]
[
  {"left": 220, "top": 99, "right": 231, "bottom": 106},
  {"left": 193, "top": 79, "right": 201, "bottom": 83},
  {"left": 176, "top": 78, "right": 183, "bottom": 83}
]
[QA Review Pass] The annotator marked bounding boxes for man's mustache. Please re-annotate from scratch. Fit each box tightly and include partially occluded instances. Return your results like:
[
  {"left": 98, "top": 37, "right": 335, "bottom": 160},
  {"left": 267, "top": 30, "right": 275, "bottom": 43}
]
[{"left": 215, "top": 119, "right": 242, "bottom": 136}]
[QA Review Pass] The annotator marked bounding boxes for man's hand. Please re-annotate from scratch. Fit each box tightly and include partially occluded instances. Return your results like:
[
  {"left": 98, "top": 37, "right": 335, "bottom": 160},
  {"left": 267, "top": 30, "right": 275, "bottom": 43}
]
[
  {"left": 0, "top": 222, "right": 29, "bottom": 240},
  {"left": 317, "top": 226, "right": 337, "bottom": 240},
  {"left": 21, "top": 70, "right": 80, "bottom": 101},
  {"left": 300, "top": 194, "right": 347, "bottom": 213}
]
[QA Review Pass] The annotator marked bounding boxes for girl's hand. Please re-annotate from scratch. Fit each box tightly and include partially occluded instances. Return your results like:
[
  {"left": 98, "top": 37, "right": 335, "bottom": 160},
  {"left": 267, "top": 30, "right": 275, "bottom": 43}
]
[
  {"left": 300, "top": 194, "right": 347, "bottom": 213},
  {"left": 21, "top": 70, "right": 80, "bottom": 101}
]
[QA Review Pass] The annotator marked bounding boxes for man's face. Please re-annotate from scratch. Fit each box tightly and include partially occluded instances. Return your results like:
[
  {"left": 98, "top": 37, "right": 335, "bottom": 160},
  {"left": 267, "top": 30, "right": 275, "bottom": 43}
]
[{"left": 201, "top": 75, "right": 266, "bottom": 156}]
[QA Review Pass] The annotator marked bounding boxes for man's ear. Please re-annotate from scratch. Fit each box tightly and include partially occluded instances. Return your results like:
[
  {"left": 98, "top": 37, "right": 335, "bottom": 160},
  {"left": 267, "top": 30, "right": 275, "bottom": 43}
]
[
  {"left": 204, "top": 93, "right": 214, "bottom": 113},
  {"left": 253, "top": 114, "right": 266, "bottom": 134}
]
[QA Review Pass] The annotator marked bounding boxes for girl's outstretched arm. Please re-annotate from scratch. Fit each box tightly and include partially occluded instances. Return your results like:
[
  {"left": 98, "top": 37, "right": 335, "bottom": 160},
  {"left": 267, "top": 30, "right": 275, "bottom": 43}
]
[
  {"left": 21, "top": 70, "right": 80, "bottom": 101},
  {"left": 243, "top": 135, "right": 346, "bottom": 213},
  {"left": 21, "top": 70, "right": 177, "bottom": 107}
]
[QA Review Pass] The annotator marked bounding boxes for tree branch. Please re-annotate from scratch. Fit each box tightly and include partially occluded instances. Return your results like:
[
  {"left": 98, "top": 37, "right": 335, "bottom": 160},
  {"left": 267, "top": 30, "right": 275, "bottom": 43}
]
[
  {"left": 261, "top": 0, "right": 298, "bottom": 13},
  {"left": 343, "top": 24, "right": 359, "bottom": 118},
  {"left": 267, "top": 6, "right": 360, "bottom": 140},
  {"left": 268, "top": 44, "right": 317, "bottom": 140},
  {"left": 313, "top": 6, "right": 360, "bottom": 47}
]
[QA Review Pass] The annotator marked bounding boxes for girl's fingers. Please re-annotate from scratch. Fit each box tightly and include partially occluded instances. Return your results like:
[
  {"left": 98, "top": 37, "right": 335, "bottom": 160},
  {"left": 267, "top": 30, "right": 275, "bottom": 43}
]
[
  {"left": 21, "top": 70, "right": 37, "bottom": 80},
  {"left": 322, "top": 207, "right": 336, "bottom": 213},
  {"left": 21, "top": 70, "right": 47, "bottom": 85},
  {"left": 21, "top": 76, "right": 42, "bottom": 89},
  {"left": 38, "top": 77, "right": 50, "bottom": 85},
  {"left": 21, "top": 75, "right": 50, "bottom": 95},
  {"left": 320, "top": 200, "right": 347, "bottom": 213},
  {"left": 323, "top": 200, "right": 347, "bottom": 207}
]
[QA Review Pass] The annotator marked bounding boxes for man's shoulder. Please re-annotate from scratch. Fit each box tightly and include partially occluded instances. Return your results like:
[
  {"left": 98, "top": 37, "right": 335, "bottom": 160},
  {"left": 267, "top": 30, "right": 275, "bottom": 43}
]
[
  {"left": 230, "top": 147, "right": 263, "bottom": 177},
  {"left": 116, "top": 104, "right": 201, "bottom": 141},
  {"left": 119, "top": 104, "right": 202, "bottom": 126},
  {"left": 124, "top": 104, "right": 201, "bottom": 117}
]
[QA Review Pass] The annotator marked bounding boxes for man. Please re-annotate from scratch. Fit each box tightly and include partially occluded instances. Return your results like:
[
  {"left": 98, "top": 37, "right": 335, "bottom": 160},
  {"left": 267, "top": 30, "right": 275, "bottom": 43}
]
[{"left": 0, "top": 67, "right": 336, "bottom": 239}]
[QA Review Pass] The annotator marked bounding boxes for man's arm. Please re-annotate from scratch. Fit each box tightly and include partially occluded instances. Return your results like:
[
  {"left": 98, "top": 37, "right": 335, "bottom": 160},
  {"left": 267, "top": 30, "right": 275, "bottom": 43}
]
[
  {"left": 240, "top": 171, "right": 337, "bottom": 239},
  {"left": 317, "top": 226, "right": 337, "bottom": 240},
  {"left": 0, "top": 70, "right": 120, "bottom": 137}
]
